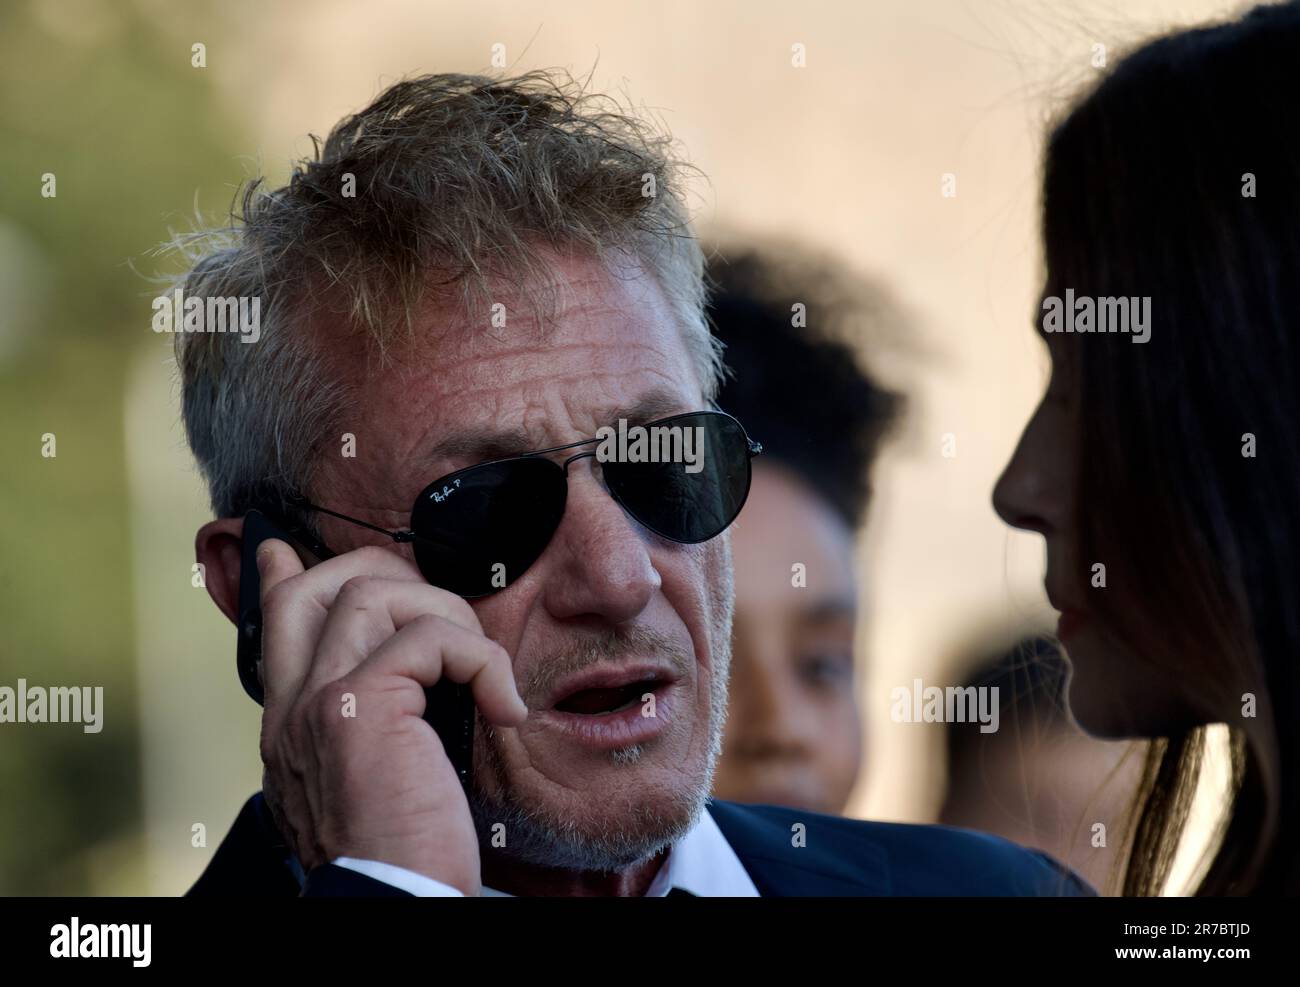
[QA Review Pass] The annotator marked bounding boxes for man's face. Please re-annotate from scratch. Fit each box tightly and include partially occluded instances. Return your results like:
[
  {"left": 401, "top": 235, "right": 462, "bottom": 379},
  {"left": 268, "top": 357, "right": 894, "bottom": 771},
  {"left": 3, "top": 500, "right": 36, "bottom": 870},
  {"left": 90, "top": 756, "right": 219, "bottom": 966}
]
[{"left": 311, "top": 250, "right": 733, "bottom": 870}]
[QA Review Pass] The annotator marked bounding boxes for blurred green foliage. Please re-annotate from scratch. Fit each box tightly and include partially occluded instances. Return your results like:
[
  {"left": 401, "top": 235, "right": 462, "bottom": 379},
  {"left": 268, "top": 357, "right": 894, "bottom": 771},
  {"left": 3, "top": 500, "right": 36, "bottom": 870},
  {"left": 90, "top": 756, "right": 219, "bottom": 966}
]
[{"left": 0, "top": 1, "right": 243, "bottom": 893}]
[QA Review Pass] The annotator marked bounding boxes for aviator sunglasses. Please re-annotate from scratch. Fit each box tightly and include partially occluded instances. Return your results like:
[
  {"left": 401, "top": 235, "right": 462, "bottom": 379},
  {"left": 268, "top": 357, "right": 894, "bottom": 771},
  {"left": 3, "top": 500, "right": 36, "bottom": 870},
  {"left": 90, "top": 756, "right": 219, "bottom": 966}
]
[{"left": 285, "top": 409, "right": 762, "bottom": 598}]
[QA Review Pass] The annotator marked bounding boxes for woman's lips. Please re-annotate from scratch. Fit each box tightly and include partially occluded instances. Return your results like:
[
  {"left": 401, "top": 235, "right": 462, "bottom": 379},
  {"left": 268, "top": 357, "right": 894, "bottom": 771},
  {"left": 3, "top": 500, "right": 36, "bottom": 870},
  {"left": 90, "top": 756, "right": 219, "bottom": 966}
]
[
  {"left": 1057, "top": 609, "right": 1088, "bottom": 641},
  {"left": 1047, "top": 586, "right": 1088, "bottom": 641}
]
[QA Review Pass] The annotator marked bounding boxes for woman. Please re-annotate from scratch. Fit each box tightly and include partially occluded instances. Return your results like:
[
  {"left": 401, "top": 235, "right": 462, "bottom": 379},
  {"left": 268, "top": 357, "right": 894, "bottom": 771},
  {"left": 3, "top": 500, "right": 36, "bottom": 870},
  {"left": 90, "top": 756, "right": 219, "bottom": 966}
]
[{"left": 994, "top": 1, "right": 1300, "bottom": 895}]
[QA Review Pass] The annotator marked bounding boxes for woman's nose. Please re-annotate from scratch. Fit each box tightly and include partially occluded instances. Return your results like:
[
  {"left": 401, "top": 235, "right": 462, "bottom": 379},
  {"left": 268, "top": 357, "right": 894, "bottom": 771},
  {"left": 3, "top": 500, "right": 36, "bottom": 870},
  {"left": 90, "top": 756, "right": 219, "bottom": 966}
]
[{"left": 992, "top": 402, "right": 1062, "bottom": 536}]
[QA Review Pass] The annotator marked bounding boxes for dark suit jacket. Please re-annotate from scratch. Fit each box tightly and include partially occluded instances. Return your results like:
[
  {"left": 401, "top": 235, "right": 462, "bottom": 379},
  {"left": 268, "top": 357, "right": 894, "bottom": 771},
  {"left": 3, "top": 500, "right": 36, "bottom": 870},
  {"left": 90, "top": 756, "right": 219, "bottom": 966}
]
[{"left": 188, "top": 792, "right": 1094, "bottom": 897}]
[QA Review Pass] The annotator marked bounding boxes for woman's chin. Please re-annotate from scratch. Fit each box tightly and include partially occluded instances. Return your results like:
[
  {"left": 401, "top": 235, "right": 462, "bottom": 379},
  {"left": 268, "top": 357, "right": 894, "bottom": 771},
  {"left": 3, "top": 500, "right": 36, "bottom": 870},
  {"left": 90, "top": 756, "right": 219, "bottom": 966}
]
[{"left": 1064, "top": 628, "right": 1211, "bottom": 740}]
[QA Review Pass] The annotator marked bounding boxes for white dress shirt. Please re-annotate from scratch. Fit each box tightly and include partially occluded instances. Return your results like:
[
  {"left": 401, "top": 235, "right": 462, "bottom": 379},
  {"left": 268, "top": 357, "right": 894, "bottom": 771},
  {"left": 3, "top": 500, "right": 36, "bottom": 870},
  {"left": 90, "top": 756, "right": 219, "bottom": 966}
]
[{"left": 332, "top": 806, "right": 760, "bottom": 897}]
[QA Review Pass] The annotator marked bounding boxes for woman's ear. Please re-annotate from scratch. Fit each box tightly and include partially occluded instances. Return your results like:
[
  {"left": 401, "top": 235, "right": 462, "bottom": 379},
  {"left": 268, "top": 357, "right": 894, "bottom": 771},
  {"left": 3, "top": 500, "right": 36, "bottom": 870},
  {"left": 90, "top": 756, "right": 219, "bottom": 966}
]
[{"left": 195, "top": 517, "right": 246, "bottom": 625}]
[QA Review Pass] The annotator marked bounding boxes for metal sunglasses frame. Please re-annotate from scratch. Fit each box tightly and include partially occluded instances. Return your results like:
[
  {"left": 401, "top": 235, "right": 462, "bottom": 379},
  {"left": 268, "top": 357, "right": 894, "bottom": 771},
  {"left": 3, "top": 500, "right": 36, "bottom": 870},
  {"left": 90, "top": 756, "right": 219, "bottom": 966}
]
[{"left": 286, "top": 407, "right": 763, "bottom": 548}]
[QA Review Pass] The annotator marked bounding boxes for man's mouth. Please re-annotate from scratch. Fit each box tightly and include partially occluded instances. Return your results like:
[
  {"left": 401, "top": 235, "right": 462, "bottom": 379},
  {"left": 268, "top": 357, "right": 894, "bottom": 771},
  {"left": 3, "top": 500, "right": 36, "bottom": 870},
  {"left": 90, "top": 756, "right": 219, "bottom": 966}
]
[
  {"left": 537, "top": 663, "right": 680, "bottom": 750},
  {"left": 554, "top": 679, "right": 664, "bottom": 715},
  {"left": 546, "top": 664, "right": 677, "bottom": 714}
]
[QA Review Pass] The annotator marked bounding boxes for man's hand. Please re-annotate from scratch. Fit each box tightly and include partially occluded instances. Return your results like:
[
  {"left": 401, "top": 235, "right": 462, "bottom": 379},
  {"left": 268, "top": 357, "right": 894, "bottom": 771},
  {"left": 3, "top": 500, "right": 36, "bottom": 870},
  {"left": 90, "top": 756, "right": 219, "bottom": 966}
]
[{"left": 254, "top": 540, "right": 527, "bottom": 896}]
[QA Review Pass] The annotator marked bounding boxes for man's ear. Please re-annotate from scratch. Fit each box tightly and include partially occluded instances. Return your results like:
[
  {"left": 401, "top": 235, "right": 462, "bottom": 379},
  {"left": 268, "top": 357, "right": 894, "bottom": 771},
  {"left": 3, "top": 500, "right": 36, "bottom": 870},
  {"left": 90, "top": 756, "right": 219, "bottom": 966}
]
[{"left": 196, "top": 517, "right": 245, "bottom": 625}]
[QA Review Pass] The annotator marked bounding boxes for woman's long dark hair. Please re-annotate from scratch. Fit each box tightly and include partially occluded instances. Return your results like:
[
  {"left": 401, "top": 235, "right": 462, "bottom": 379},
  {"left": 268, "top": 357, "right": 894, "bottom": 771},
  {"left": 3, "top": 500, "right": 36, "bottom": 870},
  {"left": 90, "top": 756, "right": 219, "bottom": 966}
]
[{"left": 1042, "top": 2, "right": 1300, "bottom": 895}]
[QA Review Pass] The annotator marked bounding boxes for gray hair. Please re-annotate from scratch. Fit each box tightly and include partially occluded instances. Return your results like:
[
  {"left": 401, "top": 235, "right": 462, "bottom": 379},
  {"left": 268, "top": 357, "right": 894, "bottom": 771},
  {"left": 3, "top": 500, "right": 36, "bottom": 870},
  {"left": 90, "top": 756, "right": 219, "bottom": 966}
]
[{"left": 163, "top": 70, "right": 721, "bottom": 518}]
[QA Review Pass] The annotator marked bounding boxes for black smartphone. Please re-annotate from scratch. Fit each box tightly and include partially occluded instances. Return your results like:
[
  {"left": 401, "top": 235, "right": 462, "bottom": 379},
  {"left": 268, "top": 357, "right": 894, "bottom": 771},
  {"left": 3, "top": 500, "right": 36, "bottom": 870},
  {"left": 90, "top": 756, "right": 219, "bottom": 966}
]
[{"left": 236, "top": 508, "right": 475, "bottom": 793}]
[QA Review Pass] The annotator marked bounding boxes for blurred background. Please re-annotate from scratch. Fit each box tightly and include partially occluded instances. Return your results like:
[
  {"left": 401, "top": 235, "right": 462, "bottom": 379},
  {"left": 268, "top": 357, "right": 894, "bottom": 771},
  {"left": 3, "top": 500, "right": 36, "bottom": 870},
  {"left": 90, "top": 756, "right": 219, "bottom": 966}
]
[{"left": 0, "top": 0, "right": 1242, "bottom": 895}]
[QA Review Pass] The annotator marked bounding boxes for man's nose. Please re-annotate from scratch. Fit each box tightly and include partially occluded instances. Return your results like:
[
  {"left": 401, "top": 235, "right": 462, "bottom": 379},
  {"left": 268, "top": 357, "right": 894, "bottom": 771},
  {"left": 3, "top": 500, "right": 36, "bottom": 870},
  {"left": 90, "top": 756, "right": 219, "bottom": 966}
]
[{"left": 539, "top": 463, "right": 661, "bottom": 624}]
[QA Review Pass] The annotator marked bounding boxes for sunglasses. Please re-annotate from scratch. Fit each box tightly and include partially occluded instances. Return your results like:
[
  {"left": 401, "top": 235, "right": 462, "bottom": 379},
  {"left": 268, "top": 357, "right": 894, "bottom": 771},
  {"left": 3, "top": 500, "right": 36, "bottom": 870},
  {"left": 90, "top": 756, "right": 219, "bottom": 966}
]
[{"left": 285, "top": 409, "right": 762, "bottom": 598}]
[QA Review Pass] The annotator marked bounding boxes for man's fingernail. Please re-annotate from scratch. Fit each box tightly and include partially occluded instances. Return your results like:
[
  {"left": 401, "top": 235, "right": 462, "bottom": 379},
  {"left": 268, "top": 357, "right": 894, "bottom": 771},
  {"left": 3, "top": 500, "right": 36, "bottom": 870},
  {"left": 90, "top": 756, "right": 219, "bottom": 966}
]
[{"left": 256, "top": 543, "right": 272, "bottom": 576}]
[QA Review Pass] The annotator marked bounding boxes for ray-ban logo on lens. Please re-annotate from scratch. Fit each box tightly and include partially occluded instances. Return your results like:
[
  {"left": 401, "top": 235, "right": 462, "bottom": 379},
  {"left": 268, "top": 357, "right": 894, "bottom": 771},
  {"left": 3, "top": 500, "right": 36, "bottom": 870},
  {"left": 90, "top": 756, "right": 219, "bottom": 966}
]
[
  {"left": 1042, "top": 289, "right": 1151, "bottom": 344},
  {"left": 151, "top": 288, "right": 261, "bottom": 343},
  {"left": 429, "top": 478, "right": 462, "bottom": 503},
  {"left": 595, "top": 419, "right": 705, "bottom": 473}
]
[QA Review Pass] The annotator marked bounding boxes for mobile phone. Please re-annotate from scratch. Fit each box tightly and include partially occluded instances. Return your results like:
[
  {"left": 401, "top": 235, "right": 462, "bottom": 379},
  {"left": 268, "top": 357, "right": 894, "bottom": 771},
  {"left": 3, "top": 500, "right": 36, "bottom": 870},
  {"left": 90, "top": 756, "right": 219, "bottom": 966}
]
[{"left": 236, "top": 508, "right": 475, "bottom": 793}]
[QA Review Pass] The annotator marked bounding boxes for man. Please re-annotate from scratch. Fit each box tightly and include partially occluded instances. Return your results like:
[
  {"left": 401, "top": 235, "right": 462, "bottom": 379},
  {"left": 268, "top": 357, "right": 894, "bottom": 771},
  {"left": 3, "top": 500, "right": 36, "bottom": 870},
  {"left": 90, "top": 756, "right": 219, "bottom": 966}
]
[
  {"left": 178, "top": 71, "right": 1090, "bottom": 896},
  {"left": 708, "top": 246, "right": 900, "bottom": 815}
]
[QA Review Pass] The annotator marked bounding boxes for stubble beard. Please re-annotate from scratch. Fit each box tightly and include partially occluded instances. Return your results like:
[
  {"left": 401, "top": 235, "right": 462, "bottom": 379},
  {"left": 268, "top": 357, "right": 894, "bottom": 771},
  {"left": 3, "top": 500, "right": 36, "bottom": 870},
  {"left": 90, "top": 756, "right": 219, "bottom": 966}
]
[{"left": 469, "top": 541, "right": 735, "bottom": 873}]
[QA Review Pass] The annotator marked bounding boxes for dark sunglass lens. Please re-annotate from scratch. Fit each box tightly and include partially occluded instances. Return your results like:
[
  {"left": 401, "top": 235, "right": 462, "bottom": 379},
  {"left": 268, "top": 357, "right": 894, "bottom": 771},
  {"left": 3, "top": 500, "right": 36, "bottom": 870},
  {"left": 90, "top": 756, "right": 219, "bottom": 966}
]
[
  {"left": 604, "top": 413, "right": 752, "bottom": 543},
  {"left": 410, "top": 457, "right": 566, "bottom": 596}
]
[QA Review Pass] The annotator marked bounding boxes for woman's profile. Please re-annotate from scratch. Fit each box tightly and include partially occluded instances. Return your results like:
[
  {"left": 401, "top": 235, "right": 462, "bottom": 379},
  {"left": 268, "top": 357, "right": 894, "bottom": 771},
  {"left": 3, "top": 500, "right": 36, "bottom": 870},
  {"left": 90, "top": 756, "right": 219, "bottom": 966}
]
[{"left": 995, "top": 1, "right": 1300, "bottom": 895}]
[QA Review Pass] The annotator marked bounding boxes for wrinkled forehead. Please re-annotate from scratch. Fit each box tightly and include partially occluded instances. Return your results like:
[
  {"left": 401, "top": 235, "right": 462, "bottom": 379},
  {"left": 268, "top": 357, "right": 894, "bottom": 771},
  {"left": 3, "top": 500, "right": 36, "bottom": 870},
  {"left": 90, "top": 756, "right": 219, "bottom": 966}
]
[{"left": 332, "top": 251, "right": 706, "bottom": 474}]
